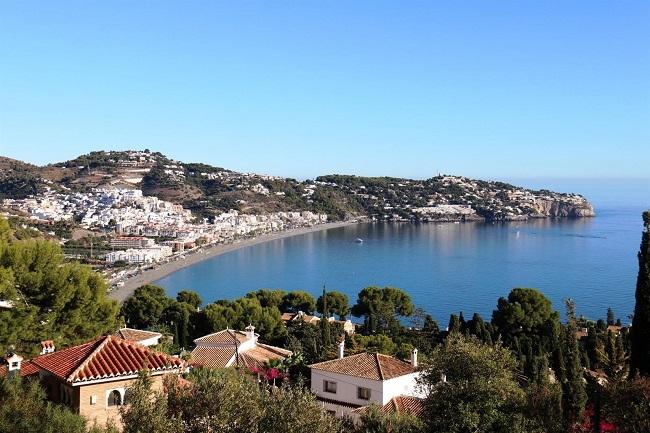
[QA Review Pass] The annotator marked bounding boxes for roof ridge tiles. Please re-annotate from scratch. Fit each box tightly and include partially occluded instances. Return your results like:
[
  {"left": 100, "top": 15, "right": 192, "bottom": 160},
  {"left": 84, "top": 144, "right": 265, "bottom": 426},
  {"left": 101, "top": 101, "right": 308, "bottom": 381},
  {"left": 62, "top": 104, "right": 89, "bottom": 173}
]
[
  {"left": 66, "top": 335, "right": 112, "bottom": 383},
  {"left": 375, "top": 353, "right": 385, "bottom": 380}
]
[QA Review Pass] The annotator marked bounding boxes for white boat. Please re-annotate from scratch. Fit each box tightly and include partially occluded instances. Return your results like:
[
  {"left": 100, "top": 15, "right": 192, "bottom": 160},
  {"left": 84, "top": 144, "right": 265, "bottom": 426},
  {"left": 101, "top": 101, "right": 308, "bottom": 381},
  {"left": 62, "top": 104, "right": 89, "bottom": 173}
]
[{"left": 355, "top": 238, "right": 363, "bottom": 243}]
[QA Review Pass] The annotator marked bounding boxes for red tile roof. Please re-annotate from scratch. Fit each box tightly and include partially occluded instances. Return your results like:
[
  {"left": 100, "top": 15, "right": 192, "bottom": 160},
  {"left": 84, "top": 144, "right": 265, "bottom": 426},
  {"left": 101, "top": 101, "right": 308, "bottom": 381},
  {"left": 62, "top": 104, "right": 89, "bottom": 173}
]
[
  {"left": 0, "top": 360, "right": 39, "bottom": 378},
  {"left": 310, "top": 353, "right": 417, "bottom": 381},
  {"left": 31, "top": 335, "right": 184, "bottom": 383}
]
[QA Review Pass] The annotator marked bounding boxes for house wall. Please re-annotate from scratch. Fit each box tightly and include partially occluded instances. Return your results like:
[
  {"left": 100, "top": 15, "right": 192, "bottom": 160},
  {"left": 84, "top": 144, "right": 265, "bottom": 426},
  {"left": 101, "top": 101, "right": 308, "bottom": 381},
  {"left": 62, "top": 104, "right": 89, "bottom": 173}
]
[
  {"left": 75, "top": 374, "right": 167, "bottom": 429},
  {"left": 310, "top": 369, "right": 423, "bottom": 416},
  {"left": 382, "top": 372, "right": 425, "bottom": 402},
  {"left": 311, "top": 370, "right": 384, "bottom": 414}
]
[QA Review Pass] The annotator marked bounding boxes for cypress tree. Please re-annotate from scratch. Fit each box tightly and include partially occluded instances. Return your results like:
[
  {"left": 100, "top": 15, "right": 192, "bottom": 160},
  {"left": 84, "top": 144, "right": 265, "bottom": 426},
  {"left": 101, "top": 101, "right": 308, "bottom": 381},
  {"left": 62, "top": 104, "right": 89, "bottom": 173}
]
[
  {"left": 319, "top": 287, "right": 331, "bottom": 355},
  {"left": 631, "top": 211, "right": 650, "bottom": 377},
  {"left": 448, "top": 314, "right": 460, "bottom": 334},
  {"left": 607, "top": 307, "right": 615, "bottom": 326},
  {"left": 562, "top": 299, "right": 587, "bottom": 425}
]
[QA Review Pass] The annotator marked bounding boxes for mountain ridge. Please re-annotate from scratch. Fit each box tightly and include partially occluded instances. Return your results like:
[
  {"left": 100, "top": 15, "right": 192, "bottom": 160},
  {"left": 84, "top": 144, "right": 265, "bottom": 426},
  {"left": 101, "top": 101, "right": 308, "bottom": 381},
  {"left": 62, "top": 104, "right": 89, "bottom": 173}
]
[{"left": 0, "top": 150, "right": 595, "bottom": 222}]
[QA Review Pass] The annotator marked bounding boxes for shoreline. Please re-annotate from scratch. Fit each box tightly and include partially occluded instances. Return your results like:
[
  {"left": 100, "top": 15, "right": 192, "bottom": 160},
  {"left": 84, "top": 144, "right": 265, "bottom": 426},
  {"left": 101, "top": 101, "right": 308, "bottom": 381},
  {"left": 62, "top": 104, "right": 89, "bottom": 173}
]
[{"left": 107, "top": 220, "right": 357, "bottom": 302}]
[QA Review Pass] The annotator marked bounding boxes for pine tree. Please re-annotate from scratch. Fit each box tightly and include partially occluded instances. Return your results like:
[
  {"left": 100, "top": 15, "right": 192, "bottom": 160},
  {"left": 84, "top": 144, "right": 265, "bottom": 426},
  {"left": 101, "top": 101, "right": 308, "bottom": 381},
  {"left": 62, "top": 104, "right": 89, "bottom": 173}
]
[{"left": 631, "top": 211, "right": 650, "bottom": 377}]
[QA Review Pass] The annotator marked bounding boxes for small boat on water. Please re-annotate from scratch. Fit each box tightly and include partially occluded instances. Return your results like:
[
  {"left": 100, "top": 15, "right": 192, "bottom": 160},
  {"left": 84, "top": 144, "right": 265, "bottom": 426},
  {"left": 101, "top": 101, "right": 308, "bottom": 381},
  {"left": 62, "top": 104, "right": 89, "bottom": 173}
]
[{"left": 355, "top": 238, "right": 363, "bottom": 243}]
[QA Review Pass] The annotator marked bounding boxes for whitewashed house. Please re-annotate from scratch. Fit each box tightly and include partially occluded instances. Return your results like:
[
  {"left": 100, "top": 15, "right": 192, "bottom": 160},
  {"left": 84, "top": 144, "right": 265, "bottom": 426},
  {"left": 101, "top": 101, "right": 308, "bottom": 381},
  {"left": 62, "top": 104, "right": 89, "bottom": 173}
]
[{"left": 309, "top": 340, "right": 424, "bottom": 417}]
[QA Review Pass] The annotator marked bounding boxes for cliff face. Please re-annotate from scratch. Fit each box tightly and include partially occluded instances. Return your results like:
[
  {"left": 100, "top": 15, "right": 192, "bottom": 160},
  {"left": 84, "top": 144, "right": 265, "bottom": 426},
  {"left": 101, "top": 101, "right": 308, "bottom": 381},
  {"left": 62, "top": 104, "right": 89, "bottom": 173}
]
[{"left": 530, "top": 198, "right": 596, "bottom": 218}]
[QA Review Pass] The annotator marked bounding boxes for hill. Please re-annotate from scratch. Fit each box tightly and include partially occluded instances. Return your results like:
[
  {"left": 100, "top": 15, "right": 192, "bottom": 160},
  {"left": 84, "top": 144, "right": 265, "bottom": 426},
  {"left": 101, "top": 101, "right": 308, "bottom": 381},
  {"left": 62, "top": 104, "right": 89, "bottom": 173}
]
[{"left": 0, "top": 150, "right": 594, "bottom": 221}]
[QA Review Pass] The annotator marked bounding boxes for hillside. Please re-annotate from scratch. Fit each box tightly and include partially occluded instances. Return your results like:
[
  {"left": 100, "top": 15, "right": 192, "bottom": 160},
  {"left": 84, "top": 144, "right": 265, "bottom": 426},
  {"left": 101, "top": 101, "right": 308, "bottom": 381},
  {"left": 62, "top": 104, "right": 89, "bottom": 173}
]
[{"left": 0, "top": 150, "right": 595, "bottom": 221}]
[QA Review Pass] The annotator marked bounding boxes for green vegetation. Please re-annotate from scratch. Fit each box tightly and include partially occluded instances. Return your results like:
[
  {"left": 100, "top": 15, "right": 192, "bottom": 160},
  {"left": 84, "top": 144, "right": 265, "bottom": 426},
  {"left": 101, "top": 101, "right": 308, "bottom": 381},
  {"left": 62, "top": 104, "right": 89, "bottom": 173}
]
[
  {"left": 420, "top": 334, "right": 539, "bottom": 433},
  {"left": 351, "top": 286, "right": 414, "bottom": 334},
  {"left": 121, "top": 370, "right": 345, "bottom": 433},
  {"left": 0, "top": 376, "right": 115, "bottom": 433},
  {"left": 0, "top": 218, "right": 119, "bottom": 355},
  {"left": 631, "top": 210, "right": 650, "bottom": 377}
]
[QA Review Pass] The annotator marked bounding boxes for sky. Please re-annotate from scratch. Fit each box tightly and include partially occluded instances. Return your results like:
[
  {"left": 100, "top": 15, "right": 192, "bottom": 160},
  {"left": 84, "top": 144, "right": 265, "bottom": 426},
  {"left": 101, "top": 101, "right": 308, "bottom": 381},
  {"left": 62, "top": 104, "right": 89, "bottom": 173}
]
[{"left": 1, "top": 1, "right": 649, "bottom": 180}]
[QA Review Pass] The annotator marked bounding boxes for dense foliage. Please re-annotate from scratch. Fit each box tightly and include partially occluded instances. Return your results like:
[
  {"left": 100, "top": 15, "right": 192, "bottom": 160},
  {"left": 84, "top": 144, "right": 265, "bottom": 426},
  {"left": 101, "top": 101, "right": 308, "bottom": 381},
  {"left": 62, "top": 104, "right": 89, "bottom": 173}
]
[
  {"left": 630, "top": 211, "right": 650, "bottom": 377},
  {"left": 0, "top": 218, "right": 119, "bottom": 355}
]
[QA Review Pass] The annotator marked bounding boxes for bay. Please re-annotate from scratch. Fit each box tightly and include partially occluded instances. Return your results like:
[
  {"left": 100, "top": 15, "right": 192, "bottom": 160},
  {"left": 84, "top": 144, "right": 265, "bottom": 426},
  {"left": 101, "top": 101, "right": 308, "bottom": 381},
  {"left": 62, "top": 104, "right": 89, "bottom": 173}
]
[{"left": 156, "top": 202, "right": 648, "bottom": 324}]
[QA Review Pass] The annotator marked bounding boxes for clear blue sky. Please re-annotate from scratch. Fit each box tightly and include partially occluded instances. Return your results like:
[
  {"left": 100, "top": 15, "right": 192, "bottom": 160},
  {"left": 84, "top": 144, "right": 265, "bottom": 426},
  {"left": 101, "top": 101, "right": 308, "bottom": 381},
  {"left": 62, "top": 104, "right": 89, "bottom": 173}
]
[{"left": 1, "top": 1, "right": 648, "bottom": 180}]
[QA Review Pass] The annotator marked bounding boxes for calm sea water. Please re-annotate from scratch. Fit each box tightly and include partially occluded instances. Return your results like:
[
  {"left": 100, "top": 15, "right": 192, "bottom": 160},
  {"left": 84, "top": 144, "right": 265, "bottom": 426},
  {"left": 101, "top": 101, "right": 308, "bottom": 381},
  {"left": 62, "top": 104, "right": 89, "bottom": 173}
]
[{"left": 157, "top": 179, "right": 650, "bottom": 323}]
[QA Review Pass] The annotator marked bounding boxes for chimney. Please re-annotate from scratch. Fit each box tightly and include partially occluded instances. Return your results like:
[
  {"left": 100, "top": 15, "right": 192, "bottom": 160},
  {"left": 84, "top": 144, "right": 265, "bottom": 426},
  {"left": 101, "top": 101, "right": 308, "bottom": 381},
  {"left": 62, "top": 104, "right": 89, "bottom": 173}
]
[
  {"left": 5, "top": 352, "right": 22, "bottom": 377},
  {"left": 411, "top": 348, "right": 418, "bottom": 368},
  {"left": 337, "top": 335, "right": 345, "bottom": 359},
  {"left": 245, "top": 324, "right": 256, "bottom": 341},
  {"left": 40, "top": 340, "right": 55, "bottom": 355}
]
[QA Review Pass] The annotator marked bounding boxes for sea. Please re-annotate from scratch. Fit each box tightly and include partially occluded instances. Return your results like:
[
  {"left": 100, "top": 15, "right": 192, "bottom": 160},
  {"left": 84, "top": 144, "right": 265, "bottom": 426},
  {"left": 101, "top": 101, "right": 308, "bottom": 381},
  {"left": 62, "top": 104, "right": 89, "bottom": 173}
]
[{"left": 156, "top": 178, "right": 650, "bottom": 324}]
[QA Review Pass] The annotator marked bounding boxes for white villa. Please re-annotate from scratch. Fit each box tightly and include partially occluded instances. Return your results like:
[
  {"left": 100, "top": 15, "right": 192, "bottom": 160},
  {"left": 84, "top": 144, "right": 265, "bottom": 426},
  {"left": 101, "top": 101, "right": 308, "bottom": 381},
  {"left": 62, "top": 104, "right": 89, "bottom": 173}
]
[{"left": 309, "top": 340, "right": 424, "bottom": 417}]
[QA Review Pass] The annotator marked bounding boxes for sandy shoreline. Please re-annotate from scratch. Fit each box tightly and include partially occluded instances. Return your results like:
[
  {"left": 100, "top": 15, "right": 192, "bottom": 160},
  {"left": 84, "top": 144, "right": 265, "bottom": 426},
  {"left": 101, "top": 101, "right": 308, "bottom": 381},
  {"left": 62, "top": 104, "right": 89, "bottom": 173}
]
[{"left": 107, "top": 221, "right": 358, "bottom": 302}]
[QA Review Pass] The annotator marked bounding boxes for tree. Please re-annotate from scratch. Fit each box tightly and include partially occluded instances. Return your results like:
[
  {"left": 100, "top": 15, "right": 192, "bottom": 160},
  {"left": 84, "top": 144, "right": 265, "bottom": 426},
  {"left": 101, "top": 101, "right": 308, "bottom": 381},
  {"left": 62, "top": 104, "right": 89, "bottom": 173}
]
[
  {"left": 0, "top": 376, "right": 112, "bottom": 433},
  {"left": 161, "top": 301, "right": 192, "bottom": 349},
  {"left": 354, "top": 405, "right": 424, "bottom": 433},
  {"left": 631, "top": 211, "right": 650, "bottom": 377},
  {"left": 163, "top": 369, "right": 344, "bottom": 433},
  {"left": 352, "top": 286, "right": 414, "bottom": 334},
  {"left": 353, "top": 334, "right": 397, "bottom": 355},
  {"left": 281, "top": 291, "right": 316, "bottom": 314},
  {"left": 246, "top": 289, "right": 286, "bottom": 309},
  {"left": 317, "top": 291, "right": 349, "bottom": 320},
  {"left": 176, "top": 290, "right": 202, "bottom": 310},
  {"left": 561, "top": 299, "right": 587, "bottom": 426},
  {"left": 0, "top": 230, "right": 119, "bottom": 353},
  {"left": 447, "top": 314, "right": 460, "bottom": 334},
  {"left": 203, "top": 297, "right": 286, "bottom": 343},
  {"left": 606, "top": 307, "right": 615, "bottom": 326},
  {"left": 603, "top": 376, "right": 650, "bottom": 433},
  {"left": 121, "top": 285, "right": 171, "bottom": 329},
  {"left": 120, "top": 371, "right": 174, "bottom": 433},
  {"left": 420, "top": 334, "right": 542, "bottom": 433},
  {"left": 492, "top": 288, "right": 560, "bottom": 346}
]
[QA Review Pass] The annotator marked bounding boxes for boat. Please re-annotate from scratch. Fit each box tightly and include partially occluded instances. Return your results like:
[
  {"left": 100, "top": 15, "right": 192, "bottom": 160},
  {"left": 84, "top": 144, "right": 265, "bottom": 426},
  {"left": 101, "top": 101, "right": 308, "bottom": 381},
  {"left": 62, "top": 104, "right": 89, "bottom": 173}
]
[{"left": 355, "top": 238, "right": 363, "bottom": 243}]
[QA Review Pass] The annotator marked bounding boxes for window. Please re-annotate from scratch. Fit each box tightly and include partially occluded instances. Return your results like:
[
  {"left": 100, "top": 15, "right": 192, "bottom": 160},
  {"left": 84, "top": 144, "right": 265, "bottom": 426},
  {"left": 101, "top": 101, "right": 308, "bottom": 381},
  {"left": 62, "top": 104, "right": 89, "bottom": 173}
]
[
  {"left": 10, "top": 362, "right": 18, "bottom": 368},
  {"left": 107, "top": 390, "right": 122, "bottom": 407},
  {"left": 323, "top": 380, "right": 337, "bottom": 394},
  {"left": 357, "top": 387, "right": 371, "bottom": 400}
]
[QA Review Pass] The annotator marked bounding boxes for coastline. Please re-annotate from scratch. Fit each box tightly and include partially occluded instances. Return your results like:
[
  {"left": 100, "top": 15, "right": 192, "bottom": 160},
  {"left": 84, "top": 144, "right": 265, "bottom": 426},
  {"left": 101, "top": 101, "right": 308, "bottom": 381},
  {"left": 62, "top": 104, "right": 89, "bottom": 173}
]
[{"left": 107, "top": 220, "right": 357, "bottom": 302}]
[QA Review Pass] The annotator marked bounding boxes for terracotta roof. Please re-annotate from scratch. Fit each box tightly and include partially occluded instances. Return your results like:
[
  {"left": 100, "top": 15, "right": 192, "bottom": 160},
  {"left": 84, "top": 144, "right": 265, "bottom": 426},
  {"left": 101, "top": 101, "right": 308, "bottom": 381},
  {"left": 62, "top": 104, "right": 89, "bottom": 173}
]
[
  {"left": 281, "top": 312, "right": 296, "bottom": 321},
  {"left": 235, "top": 345, "right": 292, "bottom": 369},
  {"left": 190, "top": 346, "right": 236, "bottom": 368},
  {"left": 117, "top": 328, "right": 162, "bottom": 342},
  {"left": 193, "top": 330, "right": 249, "bottom": 345},
  {"left": 31, "top": 335, "right": 184, "bottom": 383},
  {"left": 310, "top": 353, "right": 417, "bottom": 381},
  {"left": 191, "top": 330, "right": 291, "bottom": 369},
  {"left": 607, "top": 325, "right": 623, "bottom": 334},
  {"left": 351, "top": 396, "right": 425, "bottom": 417}
]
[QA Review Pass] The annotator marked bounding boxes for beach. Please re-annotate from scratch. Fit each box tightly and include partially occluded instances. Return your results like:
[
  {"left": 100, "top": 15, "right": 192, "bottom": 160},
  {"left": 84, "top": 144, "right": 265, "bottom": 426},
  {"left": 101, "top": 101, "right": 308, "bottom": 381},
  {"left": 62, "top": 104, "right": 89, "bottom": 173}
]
[{"left": 107, "top": 220, "right": 357, "bottom": 302}]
